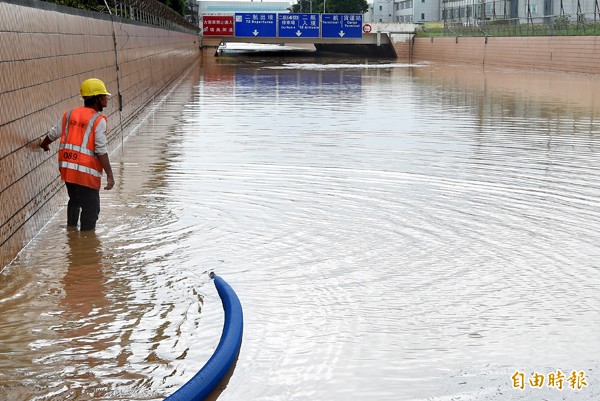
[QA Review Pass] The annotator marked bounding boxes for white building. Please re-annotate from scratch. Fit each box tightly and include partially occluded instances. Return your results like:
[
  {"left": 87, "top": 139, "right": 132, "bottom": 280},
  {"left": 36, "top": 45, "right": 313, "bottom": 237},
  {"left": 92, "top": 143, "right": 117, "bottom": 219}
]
[
  {"left": 372, "top": 0, "right": 396, "bottom": 22},
  {"left": 371, "top": 0, "right": 441, "bottom": 23}
]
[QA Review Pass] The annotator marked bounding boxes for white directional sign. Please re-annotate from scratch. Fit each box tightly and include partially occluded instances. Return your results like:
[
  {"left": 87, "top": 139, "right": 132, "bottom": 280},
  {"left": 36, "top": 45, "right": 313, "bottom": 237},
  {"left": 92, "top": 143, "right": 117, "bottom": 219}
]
[{"left": 278, "top": 13, "right": 320, "bottom": 38}]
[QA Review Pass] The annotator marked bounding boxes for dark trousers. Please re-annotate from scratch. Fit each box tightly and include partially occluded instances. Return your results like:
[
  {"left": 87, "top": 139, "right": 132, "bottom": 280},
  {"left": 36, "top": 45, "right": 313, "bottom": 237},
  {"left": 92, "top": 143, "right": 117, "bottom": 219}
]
[{"left": 65, "top": 182, "right": 100, "bottom": 231}]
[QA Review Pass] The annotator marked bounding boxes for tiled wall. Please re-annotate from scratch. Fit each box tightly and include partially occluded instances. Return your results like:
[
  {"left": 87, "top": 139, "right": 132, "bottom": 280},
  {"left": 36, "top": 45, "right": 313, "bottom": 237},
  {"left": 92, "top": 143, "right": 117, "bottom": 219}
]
[
  {"left": 0, "top": 0, "right": 200, "bottom": 267},
  {"left": 411, "top": 36, "right": 600, "bottom": 74},
  {"left": 392, "top": 41, "right": 411, "bottom": 60}
]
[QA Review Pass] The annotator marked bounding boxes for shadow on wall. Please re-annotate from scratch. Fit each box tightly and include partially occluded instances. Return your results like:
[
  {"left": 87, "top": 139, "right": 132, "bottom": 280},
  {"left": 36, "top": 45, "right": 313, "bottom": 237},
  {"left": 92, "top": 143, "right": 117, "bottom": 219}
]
[{"left": 0, "top": 0, "right": 200, "bottom": 268}]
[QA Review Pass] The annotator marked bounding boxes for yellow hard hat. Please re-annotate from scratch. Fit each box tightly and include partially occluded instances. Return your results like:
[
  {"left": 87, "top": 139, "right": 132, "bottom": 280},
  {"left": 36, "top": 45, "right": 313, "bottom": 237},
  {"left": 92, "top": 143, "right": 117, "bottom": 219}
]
[{"left": 80, "top": 78, "right": 111, "bottom": 97}]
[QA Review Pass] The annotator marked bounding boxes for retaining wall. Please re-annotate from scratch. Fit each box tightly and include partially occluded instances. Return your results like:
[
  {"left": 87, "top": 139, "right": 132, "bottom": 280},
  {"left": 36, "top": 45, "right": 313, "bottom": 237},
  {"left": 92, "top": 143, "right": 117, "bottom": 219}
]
[
  {"left": 392, "top": 40, "right": 411, "bottom": 61},
  {"left": 410, "top": 36, "right": 600, "bottom": 74},
  {"left": 0, "top": 0, "right": 200, "bottom": 268}
]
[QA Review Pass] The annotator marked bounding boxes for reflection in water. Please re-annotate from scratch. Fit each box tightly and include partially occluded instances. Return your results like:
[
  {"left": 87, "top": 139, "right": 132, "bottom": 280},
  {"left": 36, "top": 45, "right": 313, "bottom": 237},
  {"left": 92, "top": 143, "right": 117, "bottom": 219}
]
[
  {"left": 56, "top": 230, "right": 115, "bottom": 399},
  {"left": 61, "top": 230, "right": 107, "bottom": 319},
  {"left": 2, "top": 57, "right": 600, "bottom": 401},
  {"left": 58, "top": 229, "right": 113, "bottom": 379}
]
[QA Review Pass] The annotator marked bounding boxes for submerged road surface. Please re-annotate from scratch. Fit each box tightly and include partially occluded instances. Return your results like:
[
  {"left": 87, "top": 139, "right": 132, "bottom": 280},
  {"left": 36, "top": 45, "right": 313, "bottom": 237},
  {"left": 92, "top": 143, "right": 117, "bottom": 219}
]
[{"left": 1, "top": 56, "right": 600, "bottom": 400}]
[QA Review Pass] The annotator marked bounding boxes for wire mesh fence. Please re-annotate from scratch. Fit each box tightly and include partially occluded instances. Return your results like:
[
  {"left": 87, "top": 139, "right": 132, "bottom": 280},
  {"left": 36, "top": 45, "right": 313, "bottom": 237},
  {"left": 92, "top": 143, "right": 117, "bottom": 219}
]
[
  {"left": 42, "top": 0, "right": 199, "bottom": 33},
  {"left": 418, "top": 13, "right": 600, "bottom": 36},
  {"left": 414, "top": 0, "right": 600, "bottom": 37}
]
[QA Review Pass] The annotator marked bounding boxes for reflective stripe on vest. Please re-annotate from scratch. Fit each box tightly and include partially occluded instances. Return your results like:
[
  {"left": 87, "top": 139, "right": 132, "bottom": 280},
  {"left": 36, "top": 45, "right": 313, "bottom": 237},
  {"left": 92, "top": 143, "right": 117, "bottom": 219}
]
[
  {"left": 61, "top": 143, "right": 96, "bottom": 157},
  {"left": 63, "top": 110, "right": 73, "bottom": 140},
  {"left": 58, "top": 161, "right": 103, "bottom": 178}
]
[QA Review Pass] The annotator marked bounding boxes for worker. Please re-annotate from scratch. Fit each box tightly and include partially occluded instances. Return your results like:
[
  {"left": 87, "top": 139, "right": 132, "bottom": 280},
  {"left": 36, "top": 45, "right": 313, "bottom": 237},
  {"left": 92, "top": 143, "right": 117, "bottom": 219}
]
[{"left": 40, "top": 78, "right": 115, "bottom": 231}]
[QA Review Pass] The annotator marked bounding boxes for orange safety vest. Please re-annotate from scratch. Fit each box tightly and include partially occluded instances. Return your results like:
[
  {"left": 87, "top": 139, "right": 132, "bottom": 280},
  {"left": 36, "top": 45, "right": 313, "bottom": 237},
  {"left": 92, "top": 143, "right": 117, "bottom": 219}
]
[{"left": 58, "top": 107, "right": 106, "bottom": 190}]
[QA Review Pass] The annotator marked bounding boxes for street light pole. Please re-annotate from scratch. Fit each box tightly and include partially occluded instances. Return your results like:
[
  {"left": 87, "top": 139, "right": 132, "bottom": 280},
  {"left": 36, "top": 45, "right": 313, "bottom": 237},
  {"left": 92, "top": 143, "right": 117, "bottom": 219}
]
[{"left": 323, "top": 0, "right": 326, "bottom": 13}]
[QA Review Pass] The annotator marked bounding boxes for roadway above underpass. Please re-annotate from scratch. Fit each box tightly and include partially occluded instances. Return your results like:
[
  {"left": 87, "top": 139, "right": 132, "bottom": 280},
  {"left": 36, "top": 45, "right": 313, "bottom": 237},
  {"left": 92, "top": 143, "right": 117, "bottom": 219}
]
[{"left": 201, "top": 33, "right": 400, "bottom": 58}]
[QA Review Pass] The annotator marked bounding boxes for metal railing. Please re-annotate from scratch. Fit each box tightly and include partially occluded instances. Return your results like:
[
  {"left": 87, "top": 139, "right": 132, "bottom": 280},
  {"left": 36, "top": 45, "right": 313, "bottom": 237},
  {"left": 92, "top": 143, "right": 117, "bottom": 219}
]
[
  {"left": 417, "top": 13, "right": 600, "bottom": 37},
  {"left": 42, "top": 0, "right": 199, "bottom": 33}
]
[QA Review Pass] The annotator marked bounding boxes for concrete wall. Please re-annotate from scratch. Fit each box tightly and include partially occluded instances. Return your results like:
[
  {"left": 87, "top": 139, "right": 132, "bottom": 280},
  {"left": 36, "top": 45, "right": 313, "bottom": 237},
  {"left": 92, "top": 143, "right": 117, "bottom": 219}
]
[
  {"left": 410, "top": 36, "right": 600, "bottom": 74},
  {"left": 0, "top": 0, "right": 200, "bottom": 267},
  {"left": 393, "top": 40, "right": 412, "bottom": 61}
]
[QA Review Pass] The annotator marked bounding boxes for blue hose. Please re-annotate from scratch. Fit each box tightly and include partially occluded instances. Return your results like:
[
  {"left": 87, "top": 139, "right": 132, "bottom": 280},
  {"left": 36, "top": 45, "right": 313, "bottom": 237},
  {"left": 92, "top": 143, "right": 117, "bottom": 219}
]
[{"left": 164, "top": 273, "right": 244, "bottom": 401}]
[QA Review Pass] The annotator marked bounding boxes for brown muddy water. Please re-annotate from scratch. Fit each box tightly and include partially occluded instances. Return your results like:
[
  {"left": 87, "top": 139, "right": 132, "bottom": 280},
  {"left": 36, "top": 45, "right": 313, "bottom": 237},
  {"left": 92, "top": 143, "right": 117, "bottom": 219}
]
[{"left": 1, "top": 55, "right": 600, "bottom": 401}]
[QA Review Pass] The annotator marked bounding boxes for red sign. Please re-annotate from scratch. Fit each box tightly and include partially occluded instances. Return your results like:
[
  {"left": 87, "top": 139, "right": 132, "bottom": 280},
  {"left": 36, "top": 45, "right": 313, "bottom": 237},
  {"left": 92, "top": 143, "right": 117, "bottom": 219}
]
[{"left": 203, "top": 15, "right": 234, "bottom": 36}]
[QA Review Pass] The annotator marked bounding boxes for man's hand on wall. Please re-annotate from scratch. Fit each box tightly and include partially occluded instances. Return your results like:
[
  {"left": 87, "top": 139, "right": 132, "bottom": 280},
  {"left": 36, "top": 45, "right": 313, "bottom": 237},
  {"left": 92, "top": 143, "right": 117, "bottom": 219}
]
[{"left": 39, "top": 136, "right": 52, "bottom": 151}]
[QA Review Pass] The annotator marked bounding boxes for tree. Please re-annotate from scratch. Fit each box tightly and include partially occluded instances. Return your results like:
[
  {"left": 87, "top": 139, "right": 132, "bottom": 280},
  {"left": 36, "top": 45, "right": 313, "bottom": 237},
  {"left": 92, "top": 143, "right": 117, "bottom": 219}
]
[
  {"left": 327, "top": 0, "right": 369, "bottom": 13},
  {"left": 290, "top": 0, "right": 369, "bottom": 14},
  {"left": 290, "top": 0, "right": 312, "bottom": 13},
  {"left": 159, "top": 0, "right": 186, "bottom": 16}
]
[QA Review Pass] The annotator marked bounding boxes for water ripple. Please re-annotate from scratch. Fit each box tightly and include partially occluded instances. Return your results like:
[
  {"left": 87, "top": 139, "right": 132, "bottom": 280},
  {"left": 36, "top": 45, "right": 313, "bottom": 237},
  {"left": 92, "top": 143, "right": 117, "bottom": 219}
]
[{"left": 2, "top": 60, "right": 600, "bottom": 401}]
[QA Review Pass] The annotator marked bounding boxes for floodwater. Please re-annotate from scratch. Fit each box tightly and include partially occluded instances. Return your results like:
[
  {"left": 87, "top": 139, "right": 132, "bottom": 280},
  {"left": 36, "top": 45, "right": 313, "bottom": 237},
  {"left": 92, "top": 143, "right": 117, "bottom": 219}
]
[{"left": 1, "top": 53, "right": 600, "bottom": 401}]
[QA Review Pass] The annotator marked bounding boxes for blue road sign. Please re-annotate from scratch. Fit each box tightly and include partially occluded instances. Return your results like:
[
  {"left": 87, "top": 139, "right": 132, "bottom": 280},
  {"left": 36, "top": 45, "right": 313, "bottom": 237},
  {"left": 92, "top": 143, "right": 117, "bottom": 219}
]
[
  {"left": 278, "top": 13, "right": 320, "bottom": 38},
  {"left": 234, "top": 13, "right": 277, "bottom": 38},
  {"left": 321, "top": 14, "right": 363, "bottom": 38}
]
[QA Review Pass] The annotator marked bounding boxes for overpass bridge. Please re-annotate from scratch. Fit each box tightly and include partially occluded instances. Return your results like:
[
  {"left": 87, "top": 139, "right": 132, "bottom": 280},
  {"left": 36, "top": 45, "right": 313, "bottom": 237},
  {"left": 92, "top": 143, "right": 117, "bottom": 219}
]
[
  {"left": 200, "top": 15, "right": 416, "bottom": 59},
  {"left": 201, "top": 32, "right": 407, "bottom": 58}
]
